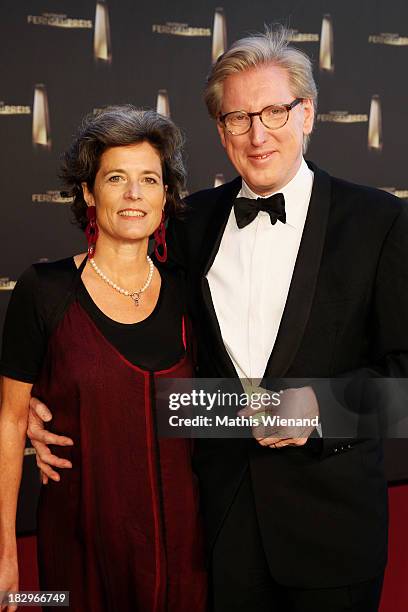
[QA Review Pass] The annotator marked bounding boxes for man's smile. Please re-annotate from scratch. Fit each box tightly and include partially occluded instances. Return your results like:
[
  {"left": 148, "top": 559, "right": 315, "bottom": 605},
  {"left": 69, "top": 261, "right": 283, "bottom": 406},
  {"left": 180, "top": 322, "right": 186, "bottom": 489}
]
[{"left": 248, "top": 150, "right": 277, "bottom": 162}]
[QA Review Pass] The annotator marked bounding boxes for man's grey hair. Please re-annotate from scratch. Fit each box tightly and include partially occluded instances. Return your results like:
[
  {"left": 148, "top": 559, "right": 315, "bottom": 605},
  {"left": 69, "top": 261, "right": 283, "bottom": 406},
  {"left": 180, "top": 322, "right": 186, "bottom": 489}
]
[{"left": 204, "top": 26, "right": 318, "bottom": 150}]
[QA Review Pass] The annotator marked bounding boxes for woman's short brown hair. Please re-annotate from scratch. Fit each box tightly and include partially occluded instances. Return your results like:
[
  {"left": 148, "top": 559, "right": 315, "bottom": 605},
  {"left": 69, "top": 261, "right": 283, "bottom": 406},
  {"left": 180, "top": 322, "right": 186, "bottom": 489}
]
[{"left": 60, "top": 105, "right": 186, "bottom": 230}]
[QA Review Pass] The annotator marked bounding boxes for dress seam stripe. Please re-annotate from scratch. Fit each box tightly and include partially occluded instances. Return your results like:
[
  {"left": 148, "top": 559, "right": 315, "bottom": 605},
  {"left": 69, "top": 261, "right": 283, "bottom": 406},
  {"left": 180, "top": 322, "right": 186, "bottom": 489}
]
[{"left": 144, "top": 373, "right": 162, "bottom": 612}]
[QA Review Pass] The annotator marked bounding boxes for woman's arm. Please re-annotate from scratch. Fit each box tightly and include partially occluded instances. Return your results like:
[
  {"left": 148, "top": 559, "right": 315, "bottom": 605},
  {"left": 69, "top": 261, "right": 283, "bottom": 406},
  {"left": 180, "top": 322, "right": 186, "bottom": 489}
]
[{"left": 0, "top": 376, "right": 33, "bottom": 611}]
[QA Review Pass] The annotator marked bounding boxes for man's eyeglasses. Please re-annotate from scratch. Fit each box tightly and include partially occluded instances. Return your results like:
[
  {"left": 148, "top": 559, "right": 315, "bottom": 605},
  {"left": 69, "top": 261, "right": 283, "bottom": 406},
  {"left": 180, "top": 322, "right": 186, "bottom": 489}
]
[{"left": 218, "top": 98, "right": 303, "bottom": 135}]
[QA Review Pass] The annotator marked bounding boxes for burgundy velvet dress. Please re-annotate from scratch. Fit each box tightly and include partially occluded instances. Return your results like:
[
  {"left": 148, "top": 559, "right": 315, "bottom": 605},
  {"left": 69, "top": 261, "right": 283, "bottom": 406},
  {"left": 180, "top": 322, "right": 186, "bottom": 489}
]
[{"left": 16, "top": 263, "right": 208, "bottom": 611}]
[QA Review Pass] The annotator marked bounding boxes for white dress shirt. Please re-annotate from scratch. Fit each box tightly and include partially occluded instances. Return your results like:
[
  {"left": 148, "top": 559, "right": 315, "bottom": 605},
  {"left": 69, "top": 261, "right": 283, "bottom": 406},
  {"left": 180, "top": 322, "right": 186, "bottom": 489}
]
[{"left": 207, "top": 158, "right": 314, "bottom": 381}]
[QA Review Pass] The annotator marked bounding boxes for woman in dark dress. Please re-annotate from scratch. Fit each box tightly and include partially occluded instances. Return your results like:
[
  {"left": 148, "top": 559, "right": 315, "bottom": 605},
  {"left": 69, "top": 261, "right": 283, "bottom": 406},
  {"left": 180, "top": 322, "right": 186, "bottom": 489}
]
[{"left": 0, "top": 106, "right": 207, "bottom": 611}]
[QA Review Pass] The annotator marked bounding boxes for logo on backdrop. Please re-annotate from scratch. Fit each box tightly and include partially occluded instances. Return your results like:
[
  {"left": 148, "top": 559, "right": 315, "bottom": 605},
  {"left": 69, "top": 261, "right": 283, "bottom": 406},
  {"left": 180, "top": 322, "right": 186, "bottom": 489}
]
[
  {"left": 317, "top": 111, "right": 368, "bottom": 123},
  {"left": 369, "top": 33, "right": 408, "bottom": 46},
  {"left": 318, "top": 96, "right": 382, "bottom": 152},
  {"left": 152, "top": 22, "right": 211, "bottom": 36},
  {"left": 288, "top": 29, "right": 319, "bottom": 43},
  {"left": 319, "top": 14, "right": 334, "bottom": 72},
  {"left": 32, "top": 190, "right": 74, "bottom": 204},
  {"left": 0, "top": 103, "right": 31, "bottom": 115},
  {"left": 94, "top": 1, "right": 112, "bottom": 62},
  {"left": 27, "top": 13, "right": 92, "bottom": 29},
  {"left": 32, "top": 85, "right": 51, "bottom": 149},
  {"left": 0, "top": 278, "right": 16, "bottom": 291},
  {"left": 152, "top": 8, "right": 224, "bottom": 60}
]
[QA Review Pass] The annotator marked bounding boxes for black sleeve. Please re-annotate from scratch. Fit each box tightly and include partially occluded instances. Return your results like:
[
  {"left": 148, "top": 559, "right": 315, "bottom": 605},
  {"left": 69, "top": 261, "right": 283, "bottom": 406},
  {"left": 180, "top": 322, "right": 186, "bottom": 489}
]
[
  {"left": 317, "top": 203, "right": 408, "bottom": 458},
  {"left": 0, "top": 266, "right": 47, "bottom": 383},
  {"left": 161, "top": 214, "right": 188, "bottom": 272}
]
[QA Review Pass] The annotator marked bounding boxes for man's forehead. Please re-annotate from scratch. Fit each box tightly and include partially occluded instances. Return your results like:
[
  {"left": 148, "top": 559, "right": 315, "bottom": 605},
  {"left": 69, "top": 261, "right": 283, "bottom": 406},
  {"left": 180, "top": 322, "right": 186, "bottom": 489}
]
[{"left": 221, "top": 64, "right": 293, "bottom": 110}]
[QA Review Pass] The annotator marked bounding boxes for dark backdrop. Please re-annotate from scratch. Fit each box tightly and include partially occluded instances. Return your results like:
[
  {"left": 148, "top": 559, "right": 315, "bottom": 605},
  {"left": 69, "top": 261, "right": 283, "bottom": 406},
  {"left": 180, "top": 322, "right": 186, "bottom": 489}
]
[{"left": 0, "top": 0, "right": 407, "bottom": 532}]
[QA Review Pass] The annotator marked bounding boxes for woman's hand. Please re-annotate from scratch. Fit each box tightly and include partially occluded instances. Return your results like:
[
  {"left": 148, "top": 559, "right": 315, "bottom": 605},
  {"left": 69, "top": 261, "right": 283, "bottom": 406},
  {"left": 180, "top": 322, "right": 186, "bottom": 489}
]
[{"left": 0, "top": 552, "right": 19, "bottom": 612}]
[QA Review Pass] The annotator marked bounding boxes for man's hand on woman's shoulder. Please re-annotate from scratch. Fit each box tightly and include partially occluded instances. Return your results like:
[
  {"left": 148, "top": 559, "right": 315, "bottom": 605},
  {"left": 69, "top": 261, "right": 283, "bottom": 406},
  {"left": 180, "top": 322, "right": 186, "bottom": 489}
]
[{"left": 28, "top": 397, "right": 74, "bottom": 484}]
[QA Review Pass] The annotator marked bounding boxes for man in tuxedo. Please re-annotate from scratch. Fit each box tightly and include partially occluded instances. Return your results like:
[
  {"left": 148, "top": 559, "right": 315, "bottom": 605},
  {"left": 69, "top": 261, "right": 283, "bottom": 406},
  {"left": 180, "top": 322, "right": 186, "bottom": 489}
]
[{"left": 28, "top": 28, "right": 408, "bottom": 611}]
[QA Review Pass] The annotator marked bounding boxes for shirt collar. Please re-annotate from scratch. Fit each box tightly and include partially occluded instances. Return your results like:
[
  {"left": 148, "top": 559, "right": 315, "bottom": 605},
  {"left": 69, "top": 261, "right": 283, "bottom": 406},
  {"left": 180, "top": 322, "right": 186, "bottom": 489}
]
[{"left": 237, "top": 158, "right": 314, "bottom": 229}]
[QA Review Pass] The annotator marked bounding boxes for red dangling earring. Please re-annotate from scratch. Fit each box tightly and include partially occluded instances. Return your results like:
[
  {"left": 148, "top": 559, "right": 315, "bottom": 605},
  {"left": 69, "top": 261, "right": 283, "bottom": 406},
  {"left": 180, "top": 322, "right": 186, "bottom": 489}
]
[
  {"left": 154, "top": 211, "right": 167, "bottom": 263},
  {"left": 85, "top": 206, "right": 99, "bottom": 258}
]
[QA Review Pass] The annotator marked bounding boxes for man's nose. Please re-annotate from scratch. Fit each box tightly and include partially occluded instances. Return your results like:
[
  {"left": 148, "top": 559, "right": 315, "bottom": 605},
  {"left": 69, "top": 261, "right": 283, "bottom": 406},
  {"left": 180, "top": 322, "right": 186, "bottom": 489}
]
[{"left": 249, "top": 115, "right": 268, "bottom": 146}]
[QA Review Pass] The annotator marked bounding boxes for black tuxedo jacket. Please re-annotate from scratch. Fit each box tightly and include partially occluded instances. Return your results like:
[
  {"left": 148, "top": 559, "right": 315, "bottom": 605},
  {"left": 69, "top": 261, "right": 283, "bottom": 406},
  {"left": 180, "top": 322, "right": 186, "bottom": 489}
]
[{"left": 165, "top": 162, "right": 408, "bottom": 588}]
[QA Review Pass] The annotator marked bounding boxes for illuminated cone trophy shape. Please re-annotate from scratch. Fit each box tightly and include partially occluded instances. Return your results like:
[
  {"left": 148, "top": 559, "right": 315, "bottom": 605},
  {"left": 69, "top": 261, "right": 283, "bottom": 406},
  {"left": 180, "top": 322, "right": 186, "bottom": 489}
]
[
  {"left": 214, "top": 174, "right": 225, "bottom": 188},
  {"left": 319, "top": 15, "right": 334, "bottom": 72},
  {"left": 32, "top": 84, "right": 51, "bottom": 149},
  {"left": 368, "top": 95, "right": 383, "bottom": 151},
  {"left": 212, "top": 8, "right": 227, "bottom": 63},
  {"left": 156, "top": 89, "right": 170, "bottom": 118},
  {"left": 94, "top": 1, "right": 112, "bottom": 62}
]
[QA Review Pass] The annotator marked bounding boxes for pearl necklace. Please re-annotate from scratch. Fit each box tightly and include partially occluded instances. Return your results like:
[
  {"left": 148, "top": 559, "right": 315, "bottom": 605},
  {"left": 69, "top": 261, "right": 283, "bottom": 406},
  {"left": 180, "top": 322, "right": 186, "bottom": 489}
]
[{"left": 89, "top": 256, "right": 154, "bottom": 307}]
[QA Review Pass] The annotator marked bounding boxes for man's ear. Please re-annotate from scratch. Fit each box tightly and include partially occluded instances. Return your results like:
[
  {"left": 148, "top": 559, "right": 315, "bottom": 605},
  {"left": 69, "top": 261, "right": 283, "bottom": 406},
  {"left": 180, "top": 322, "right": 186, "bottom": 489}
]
[
  {"left": 302, "top": 99, "right": 315, "bottom": 136},
  {"left": 81, "top": 182, "right": 95, "bottom": 207},
  {"left": 216, "top": 120, "right": 227, "bottom": 148}
]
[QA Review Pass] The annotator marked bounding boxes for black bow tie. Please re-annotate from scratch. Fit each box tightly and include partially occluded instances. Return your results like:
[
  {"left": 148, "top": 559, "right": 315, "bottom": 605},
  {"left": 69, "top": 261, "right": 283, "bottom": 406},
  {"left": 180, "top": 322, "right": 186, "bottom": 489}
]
[{"left": 234, "top": 193, "right": 286, "bottom": 229}]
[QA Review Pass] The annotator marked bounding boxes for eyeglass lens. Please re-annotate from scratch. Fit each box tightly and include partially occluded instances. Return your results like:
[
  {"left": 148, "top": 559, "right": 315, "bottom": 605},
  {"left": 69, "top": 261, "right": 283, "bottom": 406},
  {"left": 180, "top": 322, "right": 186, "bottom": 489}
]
[{"left": 225, "top": 105, "right": 289, "bottom": 134}]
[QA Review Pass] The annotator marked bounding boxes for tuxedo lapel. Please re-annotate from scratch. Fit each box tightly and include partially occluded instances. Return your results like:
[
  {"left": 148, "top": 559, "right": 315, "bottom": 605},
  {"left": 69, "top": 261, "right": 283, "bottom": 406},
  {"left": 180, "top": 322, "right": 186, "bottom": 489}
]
[
  {"left": 200, "top": 176, "right": 242, "bottom": 276},
  {"left": 200, "top": 278, "right": 238, "bottom": 377},
  {"left": 199, "top": 177, "right": 242, "bottom": 377},
  {"left": 263, "top": 164, "right": 332, "bottom": 378}
]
